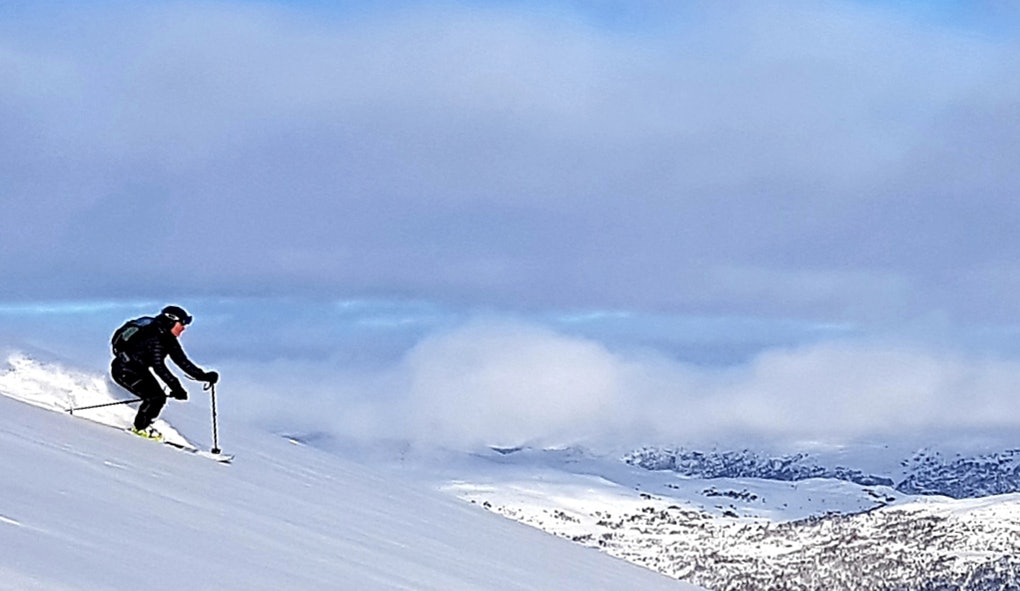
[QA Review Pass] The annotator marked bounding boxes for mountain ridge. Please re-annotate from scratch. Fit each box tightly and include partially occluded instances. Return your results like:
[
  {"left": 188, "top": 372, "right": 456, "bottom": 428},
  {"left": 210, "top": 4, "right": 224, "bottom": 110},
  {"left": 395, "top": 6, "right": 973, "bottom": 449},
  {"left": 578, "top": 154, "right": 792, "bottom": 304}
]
[{"left": 623, "top": 445, "right": 1020, "bottom": 500}]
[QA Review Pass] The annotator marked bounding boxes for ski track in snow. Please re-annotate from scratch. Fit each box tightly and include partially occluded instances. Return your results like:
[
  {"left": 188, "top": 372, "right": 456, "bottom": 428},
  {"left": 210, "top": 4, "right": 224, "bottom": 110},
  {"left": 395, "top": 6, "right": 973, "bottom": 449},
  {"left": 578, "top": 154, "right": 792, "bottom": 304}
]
[{"left": 0, "top": 515, "right": 22, "bottom": 527}]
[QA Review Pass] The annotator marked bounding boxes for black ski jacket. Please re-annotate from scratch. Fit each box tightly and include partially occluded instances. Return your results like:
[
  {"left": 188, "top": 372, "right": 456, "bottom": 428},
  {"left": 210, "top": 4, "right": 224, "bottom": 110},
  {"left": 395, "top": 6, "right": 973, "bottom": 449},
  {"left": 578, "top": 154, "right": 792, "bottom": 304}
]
[{"left": 114, "top": 317, "right": 212, "bottom": 394}]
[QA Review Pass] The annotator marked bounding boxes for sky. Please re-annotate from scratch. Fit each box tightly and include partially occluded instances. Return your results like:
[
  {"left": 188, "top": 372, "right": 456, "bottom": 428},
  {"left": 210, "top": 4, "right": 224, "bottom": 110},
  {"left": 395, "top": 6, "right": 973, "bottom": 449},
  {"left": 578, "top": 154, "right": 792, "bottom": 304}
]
[{"left": 3, "top": 1, "right": 1020, "bottom": 450}]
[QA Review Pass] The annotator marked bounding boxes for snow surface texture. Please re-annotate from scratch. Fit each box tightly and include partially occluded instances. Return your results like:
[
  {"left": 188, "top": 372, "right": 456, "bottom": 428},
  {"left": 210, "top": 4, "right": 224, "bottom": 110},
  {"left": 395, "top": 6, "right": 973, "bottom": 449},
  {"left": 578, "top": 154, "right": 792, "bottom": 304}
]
[{"left": 0, "top": 354, "right": 696, "bottom": 591}]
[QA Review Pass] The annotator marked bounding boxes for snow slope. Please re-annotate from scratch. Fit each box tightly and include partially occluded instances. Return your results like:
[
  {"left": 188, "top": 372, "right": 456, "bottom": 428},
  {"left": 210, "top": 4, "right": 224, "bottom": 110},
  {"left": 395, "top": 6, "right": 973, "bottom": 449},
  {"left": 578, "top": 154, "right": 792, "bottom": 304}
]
[{"left": 0, "top": 355, "right": 698, "bottom": 591}]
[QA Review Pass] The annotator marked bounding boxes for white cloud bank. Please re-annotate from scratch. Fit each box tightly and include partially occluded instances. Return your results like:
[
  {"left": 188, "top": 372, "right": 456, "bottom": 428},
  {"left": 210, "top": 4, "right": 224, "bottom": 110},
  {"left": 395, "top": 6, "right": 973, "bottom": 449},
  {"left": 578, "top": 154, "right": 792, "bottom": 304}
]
[{"left": 216, "top": 318, "right": 1020, "bottom": 450}]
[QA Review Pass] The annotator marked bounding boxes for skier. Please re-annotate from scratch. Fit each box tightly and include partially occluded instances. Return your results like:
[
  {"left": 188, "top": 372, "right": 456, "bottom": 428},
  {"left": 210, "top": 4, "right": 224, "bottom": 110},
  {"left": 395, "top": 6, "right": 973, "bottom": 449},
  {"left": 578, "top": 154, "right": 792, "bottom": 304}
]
[{"left": 110, "top": 305, "right": 219, "bottom": 441}]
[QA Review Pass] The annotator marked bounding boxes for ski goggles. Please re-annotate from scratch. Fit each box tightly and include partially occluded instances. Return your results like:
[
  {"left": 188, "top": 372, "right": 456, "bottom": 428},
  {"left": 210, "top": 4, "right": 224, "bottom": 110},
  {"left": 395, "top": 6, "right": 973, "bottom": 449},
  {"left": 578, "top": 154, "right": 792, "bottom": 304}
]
[{"left": 164, "top": 311, "right": 193, "bottom": 326}]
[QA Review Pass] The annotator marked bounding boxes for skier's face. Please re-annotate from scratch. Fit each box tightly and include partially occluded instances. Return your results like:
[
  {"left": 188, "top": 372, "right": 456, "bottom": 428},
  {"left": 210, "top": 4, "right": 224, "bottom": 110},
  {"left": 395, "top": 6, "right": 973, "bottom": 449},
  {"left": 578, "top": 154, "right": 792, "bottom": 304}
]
[{"left": 171, "top": 322, "right": 186, "bottom": 337}]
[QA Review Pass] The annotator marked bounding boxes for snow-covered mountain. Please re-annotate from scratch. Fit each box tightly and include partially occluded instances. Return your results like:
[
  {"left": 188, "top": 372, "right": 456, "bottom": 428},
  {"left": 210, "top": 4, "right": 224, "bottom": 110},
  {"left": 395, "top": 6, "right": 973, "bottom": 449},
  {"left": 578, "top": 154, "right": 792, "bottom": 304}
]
[
  {"left": 5, "top": 352, "right": 1020, "bottom": 591},
  {"left": 624, "top": 445, "right": 1020, "bottom": 499},
  {"left": 433, "top": 446, "right": 1020, "bottom": 591}
]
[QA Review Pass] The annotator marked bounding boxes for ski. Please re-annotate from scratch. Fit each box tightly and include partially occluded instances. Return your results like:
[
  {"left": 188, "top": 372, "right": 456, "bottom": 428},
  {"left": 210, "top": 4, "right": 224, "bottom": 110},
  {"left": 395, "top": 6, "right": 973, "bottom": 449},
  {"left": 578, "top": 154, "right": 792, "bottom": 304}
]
[
  {"left": 63, "top": 398, "right": 234, "bottom": 463},
  {"left": 164, "top": 440, "right": 234, "bottom": 463},
  {"left": 123, "top": 427, "right": 234, "bottom": 463}
]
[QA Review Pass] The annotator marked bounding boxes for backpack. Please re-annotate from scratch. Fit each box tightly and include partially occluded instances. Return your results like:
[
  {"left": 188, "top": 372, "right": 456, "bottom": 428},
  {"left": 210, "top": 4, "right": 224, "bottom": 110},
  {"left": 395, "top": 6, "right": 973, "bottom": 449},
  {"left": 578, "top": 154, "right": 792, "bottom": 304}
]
[{"left": 111, "top": 316, "right": 156, "bottom": 356}]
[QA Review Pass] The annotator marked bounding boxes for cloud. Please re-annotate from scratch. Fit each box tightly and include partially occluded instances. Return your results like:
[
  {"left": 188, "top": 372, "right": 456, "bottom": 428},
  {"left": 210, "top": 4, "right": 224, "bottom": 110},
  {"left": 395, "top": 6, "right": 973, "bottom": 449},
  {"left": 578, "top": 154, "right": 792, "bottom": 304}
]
[
  {"left": 399, "top": 323, "right": 1020, "bottom": 447},
  {"left": 2, "top": 1, "right": 1020, "bottom": 326},
  {"left": 400, "top": 320, "right": 625, "bottom": 446},
  {"left": 208, "top": 316, "right": 1020, "bottom": 450},
  {"left": 5, "top": 299, "right": 1020, "bottom": 450}
]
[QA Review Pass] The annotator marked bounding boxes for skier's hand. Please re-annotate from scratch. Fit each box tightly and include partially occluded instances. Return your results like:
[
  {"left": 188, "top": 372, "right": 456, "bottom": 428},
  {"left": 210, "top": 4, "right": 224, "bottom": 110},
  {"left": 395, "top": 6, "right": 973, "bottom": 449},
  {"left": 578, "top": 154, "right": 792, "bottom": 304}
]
[
  {"left": 170, "top": 387, "right": 188, "bottom": 401},
  {"left": 204, "top": 370, "right": 219, "bottom": 385}
]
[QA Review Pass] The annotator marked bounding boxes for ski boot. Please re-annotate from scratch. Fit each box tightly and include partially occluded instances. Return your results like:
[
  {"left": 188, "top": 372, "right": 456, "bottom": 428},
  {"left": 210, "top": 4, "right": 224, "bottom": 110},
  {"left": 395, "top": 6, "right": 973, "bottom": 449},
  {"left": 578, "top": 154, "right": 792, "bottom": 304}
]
[{"left": 130, "top": 426, "right": 165, "bottom": 442}]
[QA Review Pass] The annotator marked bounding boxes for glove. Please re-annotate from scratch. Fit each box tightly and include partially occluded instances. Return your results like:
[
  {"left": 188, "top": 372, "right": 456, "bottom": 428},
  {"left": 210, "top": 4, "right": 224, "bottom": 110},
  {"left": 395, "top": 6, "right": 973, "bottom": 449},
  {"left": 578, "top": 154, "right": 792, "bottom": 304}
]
[
  {"left": 170, "top": 387, "right": 188, "bottom": 401},
  {"left": 204, "top": 370, "right": 219, "bottom": 385}
]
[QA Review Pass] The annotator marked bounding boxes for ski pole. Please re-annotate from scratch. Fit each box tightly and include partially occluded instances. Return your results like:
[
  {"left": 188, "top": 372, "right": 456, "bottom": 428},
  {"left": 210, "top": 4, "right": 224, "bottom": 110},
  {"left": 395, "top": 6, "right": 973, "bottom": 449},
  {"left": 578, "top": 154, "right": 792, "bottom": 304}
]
[
  {"left": 209, "top": 383, "right": 221, "bottom": 455},
  {"left": 67, "top": 397, "right": 142, "bottom": 415}
]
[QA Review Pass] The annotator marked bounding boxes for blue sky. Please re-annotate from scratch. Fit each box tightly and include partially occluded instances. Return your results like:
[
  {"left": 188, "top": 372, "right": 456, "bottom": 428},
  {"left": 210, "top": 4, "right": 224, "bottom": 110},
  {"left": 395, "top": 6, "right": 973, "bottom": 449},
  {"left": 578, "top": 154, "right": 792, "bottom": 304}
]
[
  {"left": 2, "top": 0, "right": 1018, "bottom": 323},
  {"left": 2, "top": 1, "right": 1020, "bottom": 448},
  {"left": 3, "top": 1, "right": 1018, "bottom": 316}
]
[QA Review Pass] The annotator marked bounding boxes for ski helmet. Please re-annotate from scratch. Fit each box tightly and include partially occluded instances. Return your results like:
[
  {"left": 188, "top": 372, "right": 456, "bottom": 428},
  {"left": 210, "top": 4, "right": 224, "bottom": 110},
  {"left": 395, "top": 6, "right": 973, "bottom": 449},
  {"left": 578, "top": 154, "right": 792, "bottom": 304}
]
[{"left": 161, "top": 305, "right": 193, "bottom": 326}]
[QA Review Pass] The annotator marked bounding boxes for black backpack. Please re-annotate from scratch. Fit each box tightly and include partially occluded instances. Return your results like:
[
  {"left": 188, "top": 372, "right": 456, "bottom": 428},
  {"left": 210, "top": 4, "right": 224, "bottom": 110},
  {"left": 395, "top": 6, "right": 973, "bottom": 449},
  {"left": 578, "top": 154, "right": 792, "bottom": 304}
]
[{"left": 111, "top": 316, "right": 156, "bottom": 356}]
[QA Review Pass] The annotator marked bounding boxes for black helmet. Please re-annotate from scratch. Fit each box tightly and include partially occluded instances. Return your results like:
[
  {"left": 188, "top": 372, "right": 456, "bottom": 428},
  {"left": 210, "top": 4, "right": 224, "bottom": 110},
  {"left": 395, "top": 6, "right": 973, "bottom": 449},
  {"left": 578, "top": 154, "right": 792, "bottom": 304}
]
[{"left": 161, "top": 305, "right": 193, "bottom": 326}]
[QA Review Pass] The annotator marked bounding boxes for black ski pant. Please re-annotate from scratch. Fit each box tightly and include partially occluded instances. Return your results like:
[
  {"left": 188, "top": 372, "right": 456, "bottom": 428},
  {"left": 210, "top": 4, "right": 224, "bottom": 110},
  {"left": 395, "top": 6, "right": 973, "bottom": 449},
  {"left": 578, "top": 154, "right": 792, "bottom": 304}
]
[{"left": 111, "top": 359, "right": 167, "bottom": 430}]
